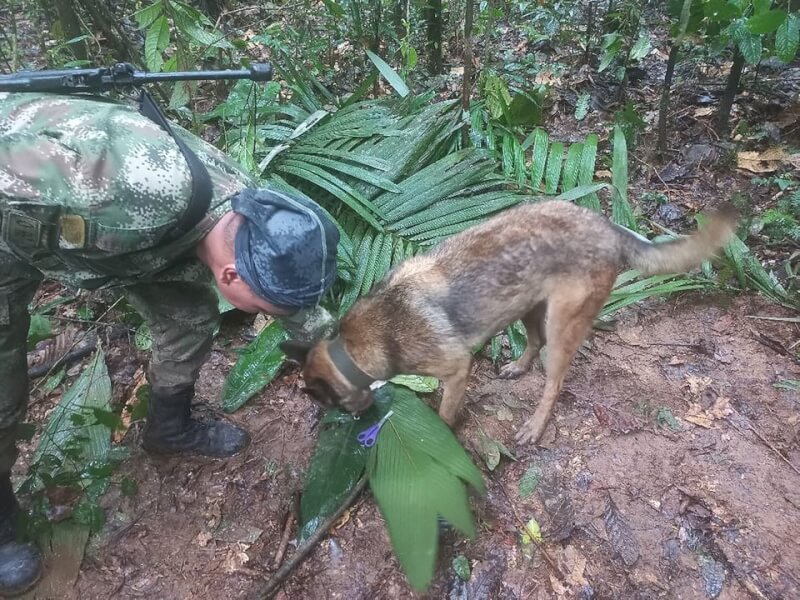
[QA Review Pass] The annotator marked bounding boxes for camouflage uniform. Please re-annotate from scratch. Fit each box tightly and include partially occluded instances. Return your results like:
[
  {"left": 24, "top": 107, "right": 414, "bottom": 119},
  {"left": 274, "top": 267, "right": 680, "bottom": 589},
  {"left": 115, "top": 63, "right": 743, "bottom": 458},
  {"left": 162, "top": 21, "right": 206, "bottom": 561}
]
[{"left": 0, "top": 92, "right": 331, "bottom": 472}]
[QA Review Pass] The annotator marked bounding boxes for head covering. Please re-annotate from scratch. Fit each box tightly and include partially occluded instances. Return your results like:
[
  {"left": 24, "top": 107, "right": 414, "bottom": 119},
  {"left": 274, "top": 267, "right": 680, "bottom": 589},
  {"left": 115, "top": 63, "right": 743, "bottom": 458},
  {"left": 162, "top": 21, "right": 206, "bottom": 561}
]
[{"left": 231, "top": 188, "right": 339, "bottom": 310}]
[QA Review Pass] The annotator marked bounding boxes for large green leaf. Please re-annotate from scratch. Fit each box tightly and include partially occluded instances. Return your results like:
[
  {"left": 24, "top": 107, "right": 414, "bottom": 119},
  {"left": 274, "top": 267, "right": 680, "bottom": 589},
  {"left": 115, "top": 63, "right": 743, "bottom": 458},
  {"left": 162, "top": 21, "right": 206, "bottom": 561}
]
[
  {"left": 368, "top": 384, "right": 485, "bottom": 591},
  {"left": 611, "top": 125, "right": 636, "bottom": 230},
  {"left": 299, "top": 411, "right": 374, "bottom": 540},
  {"left": 775, "top": 14, "right": 800, "bottom": 63},
  {"left": 746, "top": 10, "right": 787, "bottom": 34},
  {"left": 366, "top": 49, "right": 410, "bottom": 97},
  {"left": 31, "top": 347, "right": 112, "bottom": 474},
  {"left": 221, "top": 321, "right": 288, "bottom": 413}
]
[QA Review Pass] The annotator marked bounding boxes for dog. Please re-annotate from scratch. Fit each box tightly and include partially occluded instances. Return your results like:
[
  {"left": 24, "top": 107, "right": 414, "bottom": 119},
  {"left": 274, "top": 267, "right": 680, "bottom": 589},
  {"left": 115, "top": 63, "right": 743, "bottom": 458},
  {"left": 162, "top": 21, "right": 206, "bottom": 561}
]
[{"left": 281, "top": 200, "right": 737, "bottom": 444}]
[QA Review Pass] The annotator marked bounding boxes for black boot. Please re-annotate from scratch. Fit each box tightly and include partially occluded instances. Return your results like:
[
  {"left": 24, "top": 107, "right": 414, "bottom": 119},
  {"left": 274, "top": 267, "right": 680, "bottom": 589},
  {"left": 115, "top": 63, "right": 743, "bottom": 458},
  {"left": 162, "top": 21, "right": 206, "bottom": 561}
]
[
  {"left": 0, "top": 474, "right": 41, "bottom": 597},
  {"left": 141, "top": 385, "right": 250, "bottom": 458}
]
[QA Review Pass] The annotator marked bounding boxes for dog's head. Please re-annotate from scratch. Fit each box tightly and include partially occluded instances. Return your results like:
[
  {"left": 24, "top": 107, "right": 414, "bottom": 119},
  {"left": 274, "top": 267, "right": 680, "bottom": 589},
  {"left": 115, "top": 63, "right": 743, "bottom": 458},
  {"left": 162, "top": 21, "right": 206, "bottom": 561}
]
[{"left": 280, "top": 339, "right": 373, "bottom": 414}]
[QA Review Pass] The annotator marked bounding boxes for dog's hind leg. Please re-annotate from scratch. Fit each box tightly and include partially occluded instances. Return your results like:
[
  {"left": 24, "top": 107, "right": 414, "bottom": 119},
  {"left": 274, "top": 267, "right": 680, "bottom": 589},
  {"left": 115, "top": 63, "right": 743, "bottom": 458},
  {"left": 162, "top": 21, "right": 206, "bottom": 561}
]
[
  {"left": 498, "top": 301, "right": 547, "bottom": 379},
  {"left": 515, "top": 278, "right": 612, "bottom": 445},
  {"left": 436, "top": 356, "right": 473, "bottom": 427}
]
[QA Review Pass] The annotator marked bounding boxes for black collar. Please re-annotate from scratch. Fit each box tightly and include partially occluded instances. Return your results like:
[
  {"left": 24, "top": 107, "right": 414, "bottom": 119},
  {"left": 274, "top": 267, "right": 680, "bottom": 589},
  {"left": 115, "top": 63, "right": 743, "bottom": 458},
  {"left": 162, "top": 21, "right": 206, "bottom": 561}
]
[{"left": 327, "top": 337, "right": 374, "bottom": 390}]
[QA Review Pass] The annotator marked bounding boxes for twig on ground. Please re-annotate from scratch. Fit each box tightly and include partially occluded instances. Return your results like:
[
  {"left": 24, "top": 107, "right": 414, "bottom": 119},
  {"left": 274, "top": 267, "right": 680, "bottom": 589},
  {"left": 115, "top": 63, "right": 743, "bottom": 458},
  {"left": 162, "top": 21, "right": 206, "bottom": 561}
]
[
  {"left": 728, "top": 408, "right": 800, "bottom": 477},
  {"left": 249, "top": 477, "right": 368, "bottom": 600},
  {"left": 272, "top": 492, "right": 300, "bottom": 570}
]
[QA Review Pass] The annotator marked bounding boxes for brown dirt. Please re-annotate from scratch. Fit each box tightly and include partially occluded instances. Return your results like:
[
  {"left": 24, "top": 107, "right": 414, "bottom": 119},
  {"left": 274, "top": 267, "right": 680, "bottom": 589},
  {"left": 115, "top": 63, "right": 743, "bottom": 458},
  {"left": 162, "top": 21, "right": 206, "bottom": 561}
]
[{"left": 19, "top": 291, "right": 793, "bottom": 600}]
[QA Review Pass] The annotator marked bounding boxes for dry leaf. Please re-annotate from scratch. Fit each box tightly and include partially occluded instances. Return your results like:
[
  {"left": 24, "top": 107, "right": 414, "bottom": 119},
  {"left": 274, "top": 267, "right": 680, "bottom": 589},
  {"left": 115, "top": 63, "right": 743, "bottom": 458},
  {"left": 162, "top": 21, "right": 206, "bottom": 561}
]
[
  {"left": 496, "top": 406, "right": 514, "bottom": 421},
  {"left": 562, "top": 545, "right": 588, "bottom": 587},
  {"left": 333, "top": 509, "right": 351, "bottom": 530},
  {"left": 694, "top": 107, "right": 714, "bottom": 117},
  {"left": 596, "top": 169, "right": 612, "bottom": 179},
  {"left": 685, "top": 397, "right": 731, "bottom": 428},
  {"left": 684, "top": 374, "right": 713, "bottom": 396},
  {"left": 196, "top": 531, "right": 212, "bottom": 547},
  {"left": 603, "top": 497, "right": 640, "bottom": 566},
  {"left": 737, "top": 148, "right": 789, "bottom": 173},
  {"left": 113, "top": 367, "right": 147, "bottom": 443}
]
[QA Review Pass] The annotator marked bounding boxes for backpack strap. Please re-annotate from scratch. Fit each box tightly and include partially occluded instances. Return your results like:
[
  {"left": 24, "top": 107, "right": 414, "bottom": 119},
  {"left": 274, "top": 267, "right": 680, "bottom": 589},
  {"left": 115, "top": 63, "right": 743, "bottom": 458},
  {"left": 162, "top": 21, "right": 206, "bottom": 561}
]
[{"left": 138, "top": 89, "right": 213, "bottom": 244}]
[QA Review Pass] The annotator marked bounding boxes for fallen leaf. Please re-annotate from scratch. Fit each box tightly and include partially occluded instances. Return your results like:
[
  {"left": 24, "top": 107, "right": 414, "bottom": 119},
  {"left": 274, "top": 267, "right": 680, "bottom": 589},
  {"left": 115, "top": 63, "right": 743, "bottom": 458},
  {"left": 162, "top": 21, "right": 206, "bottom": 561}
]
[
  {"left": 521, "top": 518, "right": 542, "bottom": 544},
  {"left": 196, "top": 531, "right": 212, "bottom": 547},
  {"left": 452, "top": 554, "right": 471, "bottom": 580},
  {"left": 685, "top": 374, "right": 713, "bottom": 396},
  {"left": 694, "top": 106, "right": 714, "bottom": 117},
  {"left": 737, "top": 148, "right": 789, "bottom": 173},
  {"left": 113, "top": 368, "right": 147, "bottom": 443},
  {"left": 603, "top": 497, "right": 640, "bottom": 566},
  {"left": 496, "top": 406, "right": 514, "bottom": 421},
  {"left": 684, "top": 396, "right": 731, "bottom": 429},
  {"left": 502, "top": 396, "right": 528, "bottom": 409},
  {"left": 479, "top": 434, "right": 516, "bottom": 471},
  {"left": 519, "top": 465, "right": 542, "bottom": 499},
  {"left": 333, "top": 509, "right": 351, "bottom": 530},
  {"left": 592, "top": 403, "right": 645, "bottom": 434},
  {"left": 539, "top": 475, "right": 575, "bottom": 541},
  {"left": 562, "top": 545, "right": 588, "bottom": 587}
]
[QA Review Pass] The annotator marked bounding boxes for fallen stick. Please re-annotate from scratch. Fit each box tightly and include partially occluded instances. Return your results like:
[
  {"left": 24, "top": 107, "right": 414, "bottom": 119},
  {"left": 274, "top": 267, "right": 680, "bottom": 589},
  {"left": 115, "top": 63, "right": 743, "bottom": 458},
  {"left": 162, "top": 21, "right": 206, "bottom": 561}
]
[
  {"left": 272, "top": 492, "right": 300, "bottom": 570},
  {"left": 249, "top": 477, "right": 368, "bottom": 600},
  {"left": 728, "top": 408, "right": 800, "bottom": 477}
]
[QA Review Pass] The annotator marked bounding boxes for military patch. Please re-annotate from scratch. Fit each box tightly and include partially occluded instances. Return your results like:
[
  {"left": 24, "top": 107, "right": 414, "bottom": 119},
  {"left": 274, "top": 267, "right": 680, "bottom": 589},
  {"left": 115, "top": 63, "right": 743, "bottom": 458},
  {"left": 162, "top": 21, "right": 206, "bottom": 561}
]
[{"left": 58, "top": 214, "right": 86, "bottom": 249}]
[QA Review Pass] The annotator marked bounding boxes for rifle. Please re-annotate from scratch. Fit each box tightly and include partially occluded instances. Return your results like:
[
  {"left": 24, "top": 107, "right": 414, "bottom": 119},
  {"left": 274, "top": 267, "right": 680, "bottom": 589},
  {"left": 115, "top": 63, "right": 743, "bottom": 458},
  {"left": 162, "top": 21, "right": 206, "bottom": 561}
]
[{"left": 0, "top": 61, "right": 273, "bottom": 93}]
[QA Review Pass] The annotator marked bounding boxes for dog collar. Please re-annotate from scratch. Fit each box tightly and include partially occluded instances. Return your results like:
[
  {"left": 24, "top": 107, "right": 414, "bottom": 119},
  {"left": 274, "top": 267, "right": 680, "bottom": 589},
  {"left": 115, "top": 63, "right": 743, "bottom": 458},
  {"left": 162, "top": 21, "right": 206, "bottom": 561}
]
[{"left": 327, "top": 337, "right": 374, "bottom": 390}]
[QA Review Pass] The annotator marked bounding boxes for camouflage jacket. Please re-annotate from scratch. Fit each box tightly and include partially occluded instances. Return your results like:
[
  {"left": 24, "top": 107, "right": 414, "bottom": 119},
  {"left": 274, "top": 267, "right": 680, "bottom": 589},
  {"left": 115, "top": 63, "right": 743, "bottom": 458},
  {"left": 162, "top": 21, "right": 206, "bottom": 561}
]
[{"left": 0, "top": 91, "right": 255, "bottom": 289}]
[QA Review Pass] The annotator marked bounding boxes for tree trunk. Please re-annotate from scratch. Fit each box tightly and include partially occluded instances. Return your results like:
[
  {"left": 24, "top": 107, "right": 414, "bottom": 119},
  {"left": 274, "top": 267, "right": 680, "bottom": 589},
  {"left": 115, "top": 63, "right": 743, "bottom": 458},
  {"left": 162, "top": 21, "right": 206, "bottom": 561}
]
[
  {"left": 393, "top": 0, "right": 405, "bottom": 42},
  {"left": 717, "top": 46, "right": 745, "bottom": 136},
  {"left": 424, "top": 0, "right": 443, "bottom": 74},
  {"left": 583, "top": 0, "right": 595, "bottom": 65},
  {"left": 483, "top": 0, "right": 493, "bottom": 69},
  {"left": 656, "top": 43, "right": 679, "bottom": 154},
  {"left": 371, "top": 0, "right": 381, "bottom": 96},
  {"left": 54, "top": 0, "right": 87, "bottom": 60},
  {"left": 77, "top": 0, "right": 138, "bottom": 63},
  {"left": 461, "top": 0, "right": 475, "bottom": 146}
]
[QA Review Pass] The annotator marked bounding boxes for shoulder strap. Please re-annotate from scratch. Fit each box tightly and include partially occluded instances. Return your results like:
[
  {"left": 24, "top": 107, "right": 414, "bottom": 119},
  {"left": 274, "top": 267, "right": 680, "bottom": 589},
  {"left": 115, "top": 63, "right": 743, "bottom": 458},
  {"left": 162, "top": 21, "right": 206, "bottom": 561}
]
[{"left": 138, "top": 90, "right": 213, "bottom": 243}]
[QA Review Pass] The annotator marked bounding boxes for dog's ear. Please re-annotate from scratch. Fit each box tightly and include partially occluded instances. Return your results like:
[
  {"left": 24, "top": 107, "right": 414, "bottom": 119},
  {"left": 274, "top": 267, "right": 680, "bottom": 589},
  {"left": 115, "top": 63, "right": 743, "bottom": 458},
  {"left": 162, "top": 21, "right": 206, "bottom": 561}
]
[{"left": 280, "top": 340, "right": 313, "bottom": 365}]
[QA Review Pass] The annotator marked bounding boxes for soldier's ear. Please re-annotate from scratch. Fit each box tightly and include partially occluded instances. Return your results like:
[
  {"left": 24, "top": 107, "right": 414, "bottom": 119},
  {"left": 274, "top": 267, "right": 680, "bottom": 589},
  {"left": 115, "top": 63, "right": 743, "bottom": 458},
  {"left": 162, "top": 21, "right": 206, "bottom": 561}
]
[{"left": 280, "top": 340, "right": 313, "bottom": 365}]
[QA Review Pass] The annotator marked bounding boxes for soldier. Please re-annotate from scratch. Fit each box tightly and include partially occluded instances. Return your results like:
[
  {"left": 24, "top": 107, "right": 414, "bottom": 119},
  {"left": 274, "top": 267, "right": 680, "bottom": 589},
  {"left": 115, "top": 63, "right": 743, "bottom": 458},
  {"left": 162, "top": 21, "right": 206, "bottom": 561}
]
[{"left": 0, "top": 91, "right": 339, "bottom": 595}]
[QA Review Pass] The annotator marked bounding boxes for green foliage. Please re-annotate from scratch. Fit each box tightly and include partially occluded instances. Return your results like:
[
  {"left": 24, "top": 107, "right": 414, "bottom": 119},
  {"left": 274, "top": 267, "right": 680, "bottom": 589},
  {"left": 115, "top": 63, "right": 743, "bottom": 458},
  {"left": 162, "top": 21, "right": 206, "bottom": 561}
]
[
  {"left": 452, "top": 554, "right": 471, "bottom": 580},
  {"left": 221, "top": 321, "right": 288, "bottom": 413},
  {"left": 518, "top": 465, "right": 541, "bottom": 499},
  {"left": 19, "top": 347, "right": 117, "bottom": 537},
  {"left": 299, "top": 407, "right": 376, "bottom": 540},
  {"left": 367, "top": 384, "right": 485, "bottom": 591},
  {"left": 134, "top": 322, "right": 153, "bottom": 351},
  {"left": 27, "top": 314, "right": 53, "bottom": 349},
  {"left": 135, "top": 0, "right": 235, "bottom": 107},
  {"left": 300, "top": 384, "right": 484, "bottom": 591},
  {"left": 365, "top": 49, "right": 409, "bottom": 97}
]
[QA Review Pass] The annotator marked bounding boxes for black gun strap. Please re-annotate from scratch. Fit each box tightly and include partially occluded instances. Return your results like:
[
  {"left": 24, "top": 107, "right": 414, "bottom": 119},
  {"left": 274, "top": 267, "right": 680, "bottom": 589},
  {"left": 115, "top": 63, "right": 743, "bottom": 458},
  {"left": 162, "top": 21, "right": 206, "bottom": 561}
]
[{"left": 138, "top": 90, "right": 213, "bottom": 243}]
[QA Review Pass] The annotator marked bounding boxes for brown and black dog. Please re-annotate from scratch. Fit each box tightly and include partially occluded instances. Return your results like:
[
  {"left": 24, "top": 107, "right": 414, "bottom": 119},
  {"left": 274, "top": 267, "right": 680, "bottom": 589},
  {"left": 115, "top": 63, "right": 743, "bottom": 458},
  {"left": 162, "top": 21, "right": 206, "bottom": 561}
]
[{"left": 281, "top": 200, "right": 737, "bottom": 444}]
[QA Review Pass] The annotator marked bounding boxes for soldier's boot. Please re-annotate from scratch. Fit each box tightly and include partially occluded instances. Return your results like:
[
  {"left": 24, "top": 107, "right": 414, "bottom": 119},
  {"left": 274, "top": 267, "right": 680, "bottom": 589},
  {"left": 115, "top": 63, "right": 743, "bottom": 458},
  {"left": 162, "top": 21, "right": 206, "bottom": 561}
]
[
  {"left": 141, "top": 385, "right": 250, "bottom": 458},
  {"left": 0, "top": 474, "right": 42, "bottom": 597}
]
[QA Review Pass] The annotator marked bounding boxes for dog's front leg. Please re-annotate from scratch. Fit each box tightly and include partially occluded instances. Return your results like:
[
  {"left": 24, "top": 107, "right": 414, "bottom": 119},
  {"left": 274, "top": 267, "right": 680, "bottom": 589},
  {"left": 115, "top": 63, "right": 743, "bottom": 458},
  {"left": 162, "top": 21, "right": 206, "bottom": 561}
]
[{"left": 437, "top": 357, "right": 473, "bottom": 427}]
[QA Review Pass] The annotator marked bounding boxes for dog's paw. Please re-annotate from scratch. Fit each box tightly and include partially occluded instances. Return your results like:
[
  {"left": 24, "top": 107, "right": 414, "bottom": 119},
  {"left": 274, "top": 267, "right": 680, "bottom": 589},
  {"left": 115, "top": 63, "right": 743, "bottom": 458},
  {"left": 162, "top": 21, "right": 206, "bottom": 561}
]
[
  {"left": 515, "top": 415, "right": 548, "bottom": 445},
  {"left": 498, "top": 361, "right": 529, "bottom": 380}
]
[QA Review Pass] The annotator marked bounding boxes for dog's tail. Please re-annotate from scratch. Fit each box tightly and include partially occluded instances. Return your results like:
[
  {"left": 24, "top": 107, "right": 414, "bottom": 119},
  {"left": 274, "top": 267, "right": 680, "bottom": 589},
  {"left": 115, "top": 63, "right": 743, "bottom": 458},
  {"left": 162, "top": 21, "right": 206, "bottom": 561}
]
[{"left": 615, "top": 204, "right": 738, "bottom": 276}]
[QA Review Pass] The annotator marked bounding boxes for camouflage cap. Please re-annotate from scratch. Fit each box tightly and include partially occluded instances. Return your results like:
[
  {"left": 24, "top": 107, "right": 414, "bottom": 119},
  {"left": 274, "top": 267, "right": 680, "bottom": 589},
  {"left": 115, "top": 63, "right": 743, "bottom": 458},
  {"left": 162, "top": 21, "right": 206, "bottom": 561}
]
[{"left": 231, "top": 188, "right": 339, "bottom": 310}]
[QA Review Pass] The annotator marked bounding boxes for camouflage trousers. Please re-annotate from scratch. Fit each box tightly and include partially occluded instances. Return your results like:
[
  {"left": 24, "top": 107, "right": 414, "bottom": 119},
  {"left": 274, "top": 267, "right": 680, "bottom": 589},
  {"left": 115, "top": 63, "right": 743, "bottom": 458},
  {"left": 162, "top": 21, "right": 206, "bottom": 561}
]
[
  {"left": 0, "top": 250, "right": 221, "bottom": 474},
  {"left": 0, "top": 249, "right": 336, "bottom": 474}
]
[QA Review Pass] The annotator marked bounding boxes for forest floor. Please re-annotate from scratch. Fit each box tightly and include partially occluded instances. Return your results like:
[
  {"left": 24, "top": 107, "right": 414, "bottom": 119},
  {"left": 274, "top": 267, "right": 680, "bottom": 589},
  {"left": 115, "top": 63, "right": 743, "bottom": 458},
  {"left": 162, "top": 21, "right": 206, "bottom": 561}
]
[{"left": 6, "top": 9, "right": 800, "bottom": 600}]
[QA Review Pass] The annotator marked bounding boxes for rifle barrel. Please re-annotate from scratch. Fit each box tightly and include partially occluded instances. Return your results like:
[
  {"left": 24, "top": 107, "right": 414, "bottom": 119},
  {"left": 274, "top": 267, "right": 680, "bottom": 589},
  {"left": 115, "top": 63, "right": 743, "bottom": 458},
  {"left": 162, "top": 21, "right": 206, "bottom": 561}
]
[{"left": 0, "top": 62, "right": 273, "bottom": 93}]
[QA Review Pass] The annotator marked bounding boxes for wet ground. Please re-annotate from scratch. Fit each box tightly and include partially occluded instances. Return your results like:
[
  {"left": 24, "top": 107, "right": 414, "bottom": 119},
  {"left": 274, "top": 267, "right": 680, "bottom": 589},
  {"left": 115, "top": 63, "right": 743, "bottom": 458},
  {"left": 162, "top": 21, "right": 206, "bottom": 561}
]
[{"left": 18, "top": 290, "right": 797, "bottom": 600}]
